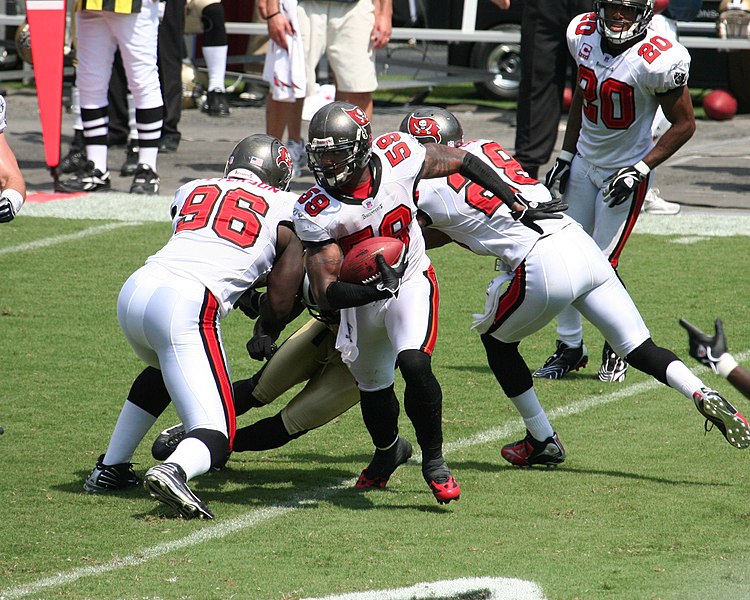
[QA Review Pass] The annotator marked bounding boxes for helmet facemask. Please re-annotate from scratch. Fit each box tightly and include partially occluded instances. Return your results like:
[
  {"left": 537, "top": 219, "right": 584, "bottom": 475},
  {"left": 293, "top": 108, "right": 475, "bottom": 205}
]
[{"left": 595, "top": 0, "right": 654, "bottom": 46}]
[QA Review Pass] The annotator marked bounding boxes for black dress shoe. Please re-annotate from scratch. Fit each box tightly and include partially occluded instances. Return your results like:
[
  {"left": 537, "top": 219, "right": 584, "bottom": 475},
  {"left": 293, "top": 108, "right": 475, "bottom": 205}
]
[
  {"left": 201, "top": 89, "right": 230, "bottom": 117},
  {"left": 159, "top": 132, "right": 181, "bottom": 153}
]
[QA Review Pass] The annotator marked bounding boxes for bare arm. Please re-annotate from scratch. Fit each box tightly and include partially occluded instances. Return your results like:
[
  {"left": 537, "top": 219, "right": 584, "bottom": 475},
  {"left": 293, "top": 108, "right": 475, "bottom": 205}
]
[
  {"left": 259, "top": 0, "right": 294, "bottom": 50},
  {"left": 490, "top": 0, "right": 511, "bottom": 8},
  {"left": 259, "top": 225, "right": 304, "bottom": 340},
  {"left": 0, "top": 132, "right": 25, "bottom": 198},
  {"left": 641, "top": 86, "right": 696, "bottom": 170},
  {"left": 371, "top": 0, "right": 393, "bottom": 50},
  {"left": 304, "top": 242, "right": 344, "bottom": 314},
  {"left": 561, "top": 84, "right": 584, "bottom": 155}
]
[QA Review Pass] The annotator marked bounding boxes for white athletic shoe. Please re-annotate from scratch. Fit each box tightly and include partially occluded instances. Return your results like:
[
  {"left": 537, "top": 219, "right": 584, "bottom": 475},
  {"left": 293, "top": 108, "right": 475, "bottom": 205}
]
[{"left": 642, "top": 188, "right": 680, "bottom": 215}]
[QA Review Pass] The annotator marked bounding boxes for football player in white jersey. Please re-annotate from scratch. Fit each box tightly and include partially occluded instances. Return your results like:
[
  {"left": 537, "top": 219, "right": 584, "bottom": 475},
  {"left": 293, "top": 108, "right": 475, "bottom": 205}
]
[
  {"left": 83, "top": 134, "right": 303, "bottom": 519},
  {"left": 538, "top": 0, "right": 696, "bottom": 383},
  {"left": 402, "top": 107, "right": 750, "bottom": 466},
  {"left": 0, "top": 95, "right": 26, "bottom": 223},
  {"left": 293, "top": 101, "right": 564, "bottom": 504}
]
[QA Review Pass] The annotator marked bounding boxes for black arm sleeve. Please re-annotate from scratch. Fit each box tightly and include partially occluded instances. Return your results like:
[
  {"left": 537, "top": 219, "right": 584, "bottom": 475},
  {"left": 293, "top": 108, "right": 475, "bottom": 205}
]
[
  {"left": 326, "top": 280, "right": 391, "bottom": 309},
  {"left": 458, "top": 153, "right": 518, "bottom": 208}
]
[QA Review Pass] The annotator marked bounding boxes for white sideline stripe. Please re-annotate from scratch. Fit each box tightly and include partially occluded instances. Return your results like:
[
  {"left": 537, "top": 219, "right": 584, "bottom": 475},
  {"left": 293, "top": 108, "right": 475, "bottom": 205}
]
[
  {"left": 4, "top": 352, "right": 748, "bottom": 600},
  {"left": 0, "top": 222, "right": 143, "bottom": 256},
  {"left": 300, "top": 577, "right": 546, "bottom": 600}
]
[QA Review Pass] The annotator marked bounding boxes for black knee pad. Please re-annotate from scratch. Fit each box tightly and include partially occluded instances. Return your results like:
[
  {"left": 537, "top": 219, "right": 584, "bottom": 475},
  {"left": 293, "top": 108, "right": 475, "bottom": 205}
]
[
  {"left": 127, "top": 366, "right": 171, "bottom": 417},
  {"left": 397, "top": 349, "right": 432, "bottom": 382},
  {"left": 480, "top": 334, "right": 533, "bottom": 398},
  {"left": 626, "top": 338, "right": 678, "bottom": 385},
  {"left": 184, "top": 427, "right": 230, "bottom": 469},
  {"left": 201, "top": 3, "right": 227, "bottom": 46}
]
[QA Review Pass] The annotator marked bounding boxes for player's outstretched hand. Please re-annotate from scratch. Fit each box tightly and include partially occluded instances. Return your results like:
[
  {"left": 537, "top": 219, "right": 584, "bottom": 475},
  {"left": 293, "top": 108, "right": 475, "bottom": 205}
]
[
  {"left": 679, "top": 317, "right": 728, "bottom": 374},
  {"left": 544, "top": 151, "right": 573, "bottom": 195},
  {"left": 0, "top": 196, "right": 15, "bottom": 223},
  {"left": 246, "top": 333, "right": 278, "bottom": 361},
  {"left": 374, "top": 252, "right": 407, "bottom": 297},
  {"left": 603, "top": 163, "right": 649, "bottom": 207}
]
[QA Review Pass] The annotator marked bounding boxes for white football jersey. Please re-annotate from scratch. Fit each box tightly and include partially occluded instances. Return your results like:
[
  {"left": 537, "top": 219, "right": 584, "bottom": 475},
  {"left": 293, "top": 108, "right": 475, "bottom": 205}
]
[
  {"left": 147, "top": 175, "right": 298, "bottom": 317},
  {"left": 417, "top": 139, "right": 575, "bottom": 271},
  {"left": 0, "top": 95, "right": 7, "bottom": 133},
  {"left": 293, "top": 132, "right": 431, "bottom": 279},
  {"left": 567, "top": 12, "right": 691, "bottom": 168}
]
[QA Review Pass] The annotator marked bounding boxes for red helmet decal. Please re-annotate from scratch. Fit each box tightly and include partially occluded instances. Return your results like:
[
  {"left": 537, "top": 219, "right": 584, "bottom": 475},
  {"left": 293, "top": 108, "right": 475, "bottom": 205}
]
[
  {"left": 406, "top": 115, "right": 442, "bottom": 144},
  {"left": 343, "top": 106, "right": 370, "bottom": 127},
  {"left": 277, "top": 145, "right": 293, "bottom": 172}
]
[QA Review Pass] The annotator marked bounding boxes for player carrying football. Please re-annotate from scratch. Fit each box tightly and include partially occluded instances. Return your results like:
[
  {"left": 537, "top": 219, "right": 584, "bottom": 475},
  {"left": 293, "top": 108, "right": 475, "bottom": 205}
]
[{"left": 293, "top": 101, "right": 564, "bottom": 504}]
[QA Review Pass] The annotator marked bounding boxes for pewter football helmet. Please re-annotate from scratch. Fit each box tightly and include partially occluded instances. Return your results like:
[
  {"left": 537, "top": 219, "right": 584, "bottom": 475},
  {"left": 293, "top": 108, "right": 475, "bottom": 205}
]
[
  {"left": 224, "top": 134, "right": 293, "bottom": 191},
  {"left": 306, "top": 101, "right": 372, "bottom": 190},
  {"left": 399, "top": 106, "right": 464, "bottom": 147}
]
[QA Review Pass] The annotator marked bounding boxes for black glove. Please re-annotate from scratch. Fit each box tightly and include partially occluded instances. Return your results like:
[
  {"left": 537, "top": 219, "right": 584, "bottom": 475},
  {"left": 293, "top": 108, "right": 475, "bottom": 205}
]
[
  {"left": 679, "top": 318, "right": 728, "bottom": 374},
  {"left": 0, "top": 197, "right": 15, "bottom": 223},
  {"left": 366, "top": 252, "right": 407, "bottom": 297},
  {"left": 603, "top": 163, "right": 650, "bottom": 207},
  {"left": 246, "top": 333, "right": 278, "bottom": 361},
  {"left": 510, "top": 192, "right": 568, "bottom": 234},
  {"left": 234, "top": 288, "right": 265, "bottom": 320},
  {"left": 544, "top": 151, "right": 573, "bottom": 194}
]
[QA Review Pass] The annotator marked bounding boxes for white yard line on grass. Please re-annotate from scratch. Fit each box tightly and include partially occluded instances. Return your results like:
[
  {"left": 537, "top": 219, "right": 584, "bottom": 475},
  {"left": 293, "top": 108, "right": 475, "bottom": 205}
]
[
  {"left": 0, "top": 222, "right": 143, "bottom": 257},
  {"left": 2, "top": 354, "right": 748, "bottom": 600}
]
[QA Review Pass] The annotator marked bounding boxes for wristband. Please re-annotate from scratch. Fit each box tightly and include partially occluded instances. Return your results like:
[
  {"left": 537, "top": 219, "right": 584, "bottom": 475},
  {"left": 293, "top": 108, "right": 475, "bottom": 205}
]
[
  {"left": 634, "top": 160, "right": 651, "bottom": 177},
  {"left": 1, "top": 189, "right": 23, "bottom": 214},
  {"left": 717, "top": 353, "right": 739, "bottom": 379},
  {"left": 559, "top": 150, "right": 575, "bottom": 162},
  {"left": 264, "top": 10, "right": 281, "bottom": 19}
]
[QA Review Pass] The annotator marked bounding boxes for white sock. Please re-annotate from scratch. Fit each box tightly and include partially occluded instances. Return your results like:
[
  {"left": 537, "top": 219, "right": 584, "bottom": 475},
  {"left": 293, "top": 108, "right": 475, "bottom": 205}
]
[
  {"left": 102, "top": 401, "right": 157, "bottom": 465},
  {"left": 167, "top": 436, "right": 213, "bottom": 481},
  {"left": 509, "top": 388, "right": 555, "bottom": 440},
  {"left": 665, "top": 360, "right": 706, "bottom": 400},
  {"left": 137, "top": 147, "right": 159, "bottom": 172},
  {"left": 203, "top": 45, "right": 228, "bottom": 92},
  {"left": 86, "top": 145, "right": 108, "bottom": 173}
]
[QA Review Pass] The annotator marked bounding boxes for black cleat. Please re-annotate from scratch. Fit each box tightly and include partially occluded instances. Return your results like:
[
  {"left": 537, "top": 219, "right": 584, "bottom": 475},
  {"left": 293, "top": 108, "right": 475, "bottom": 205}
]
[
  {"left": 129, "top": 164, "right": 160, "bottom": 195},
  {"left": 84, "top": 454, "right": 141, "bottom": 492},
  {"left": 501, "top": 430, "right": 566, "bottom": 467},
  {"left": 355, "top": 437, "right": 413, "bottom": 489},
  {"left": 533, "top": 340, "right": 588, "bottom": 379},
  {"left": 57, "top": 161, "right": 111, "bottom": 193},
  {"left": 151, "top": 423, "right": 185, "bottom": 461},
  {"left": 144, "top": 463, "right": 213, "bottom": 519}
]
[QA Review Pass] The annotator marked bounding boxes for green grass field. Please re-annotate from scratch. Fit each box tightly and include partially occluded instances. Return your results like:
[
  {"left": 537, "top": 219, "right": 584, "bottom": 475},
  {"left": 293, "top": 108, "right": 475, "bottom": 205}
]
[{"left": 1, "top": 208, "right": 750, "bottom": 600}]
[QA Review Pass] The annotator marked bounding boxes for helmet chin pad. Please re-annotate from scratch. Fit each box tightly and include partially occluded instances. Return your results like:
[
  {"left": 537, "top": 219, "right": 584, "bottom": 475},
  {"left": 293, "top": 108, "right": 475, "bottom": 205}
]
[{"left": 594, "top": 0, "right": 653, "bottom": 45}]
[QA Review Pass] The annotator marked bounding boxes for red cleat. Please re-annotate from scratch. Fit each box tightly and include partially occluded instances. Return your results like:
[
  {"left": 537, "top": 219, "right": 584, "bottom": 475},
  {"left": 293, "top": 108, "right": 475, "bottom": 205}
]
[{"left": 426, "top": 473, "right": 461, "bottom": 504}]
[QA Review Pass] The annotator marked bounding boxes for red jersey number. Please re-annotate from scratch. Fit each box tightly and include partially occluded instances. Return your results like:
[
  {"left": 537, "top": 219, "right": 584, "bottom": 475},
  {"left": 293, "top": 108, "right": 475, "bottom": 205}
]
[
  {"left": 578, "top": 65, "right": 636, "bottom": 130},
  {"left": 376, "top": 133, "right": 411, "bottom": 167},
  {"left": 175, "top": 184, "right": 270, "bottom": 249}
]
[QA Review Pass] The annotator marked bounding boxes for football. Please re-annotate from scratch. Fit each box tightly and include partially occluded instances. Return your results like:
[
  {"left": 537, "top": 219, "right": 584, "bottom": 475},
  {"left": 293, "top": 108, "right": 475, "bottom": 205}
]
[
  {"left": 339, "top": 236, "right": 405, "bottom": 284},
  {"left": 703, "top": 89, "right": 738, "bottom": 121}
]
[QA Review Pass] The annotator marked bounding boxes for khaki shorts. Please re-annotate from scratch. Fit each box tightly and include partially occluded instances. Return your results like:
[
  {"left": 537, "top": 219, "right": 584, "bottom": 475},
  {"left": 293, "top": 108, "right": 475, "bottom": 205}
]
[{"left": 297, "top": 0, "right": 378, "bottom": 95}]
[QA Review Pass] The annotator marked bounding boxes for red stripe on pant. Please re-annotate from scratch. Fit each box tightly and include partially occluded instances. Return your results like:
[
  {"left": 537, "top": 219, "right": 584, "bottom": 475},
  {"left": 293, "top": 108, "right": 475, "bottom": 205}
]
[
  {"left": 420, "top": 265, "right": 440, "bottom": 355},
  {"left": 199, "top": 290, "right": 236, "bottom": 452},
  {"left": 487, "top": 263, "right": 527, "bottom": 335},
  {"left": 609, "top": 175, "right": 650, "bottom": 270}
]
